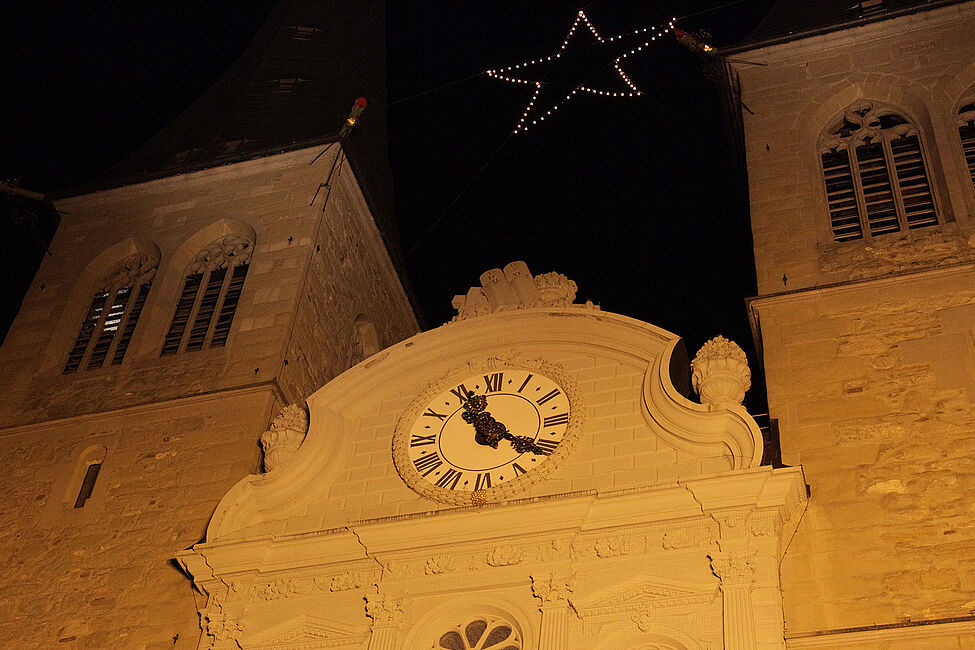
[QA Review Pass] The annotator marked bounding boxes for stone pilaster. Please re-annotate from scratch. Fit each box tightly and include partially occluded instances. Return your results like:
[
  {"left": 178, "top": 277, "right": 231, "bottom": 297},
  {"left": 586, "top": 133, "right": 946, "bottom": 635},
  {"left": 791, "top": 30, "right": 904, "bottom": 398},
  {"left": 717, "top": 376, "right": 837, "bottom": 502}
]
[
  {"left": 365, "top": 587, "right": 404, "bottom": 650},
  {"left": 531, "top": 572, "right": 574, "bottom": 650}
]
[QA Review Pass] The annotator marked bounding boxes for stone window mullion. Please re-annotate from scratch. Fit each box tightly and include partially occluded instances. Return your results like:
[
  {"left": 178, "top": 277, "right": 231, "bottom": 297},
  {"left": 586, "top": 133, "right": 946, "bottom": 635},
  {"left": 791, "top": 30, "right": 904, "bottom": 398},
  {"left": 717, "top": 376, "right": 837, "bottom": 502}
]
[
  {"left": 846, "top": 144, "right": 872, "bottom": 238},
  {"left": 82, "top": 282, "right": 125, "bottom": 371},
  {"left": 882, "top": 136, "right": 911, "bottom": 231},
  {"left": 181, "top": 268, "right": 213, "bottom": 353}
]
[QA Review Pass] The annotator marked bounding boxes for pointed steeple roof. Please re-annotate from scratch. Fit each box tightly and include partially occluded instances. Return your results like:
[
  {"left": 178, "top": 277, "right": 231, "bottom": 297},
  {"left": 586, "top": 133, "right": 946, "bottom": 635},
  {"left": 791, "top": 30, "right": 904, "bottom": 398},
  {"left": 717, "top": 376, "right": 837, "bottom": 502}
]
[{"left": 98, "top": 0, "right": 398, "bottom": 249}]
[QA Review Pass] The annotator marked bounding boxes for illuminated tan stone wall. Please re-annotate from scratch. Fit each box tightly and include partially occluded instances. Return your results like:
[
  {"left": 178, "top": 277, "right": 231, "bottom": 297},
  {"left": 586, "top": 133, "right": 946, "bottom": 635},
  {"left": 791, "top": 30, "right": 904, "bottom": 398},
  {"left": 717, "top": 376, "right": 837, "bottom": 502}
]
[
  {"left": 0, "top": 391, "right": 271, "bottom": 648},
  {"left": 0, "top": 145, "right": 417, "bottom": 648},
  {"left": 752, "top": 268, "right": 975, "bottom": 641},
  {"left": 0, "top": 144, "right": 417, "bottom": 426},
  {"left": 737, "top": 2, "right": 975, "bottom": 645},
  {"left": 735, "top": 2, "right": 975, "bottom": 295}
]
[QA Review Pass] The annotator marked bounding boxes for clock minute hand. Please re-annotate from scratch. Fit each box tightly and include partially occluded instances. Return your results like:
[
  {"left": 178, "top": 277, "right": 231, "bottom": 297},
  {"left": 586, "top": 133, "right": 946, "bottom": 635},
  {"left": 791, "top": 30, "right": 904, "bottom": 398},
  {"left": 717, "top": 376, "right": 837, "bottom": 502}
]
[{"left": 461, "top": 390, "right": 548, "bottom": 455}]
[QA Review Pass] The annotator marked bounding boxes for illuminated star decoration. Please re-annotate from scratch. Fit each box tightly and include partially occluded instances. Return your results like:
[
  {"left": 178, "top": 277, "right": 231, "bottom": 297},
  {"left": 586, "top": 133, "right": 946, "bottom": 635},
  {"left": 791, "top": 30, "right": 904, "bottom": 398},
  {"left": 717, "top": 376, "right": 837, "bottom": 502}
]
[{"left": 485, "top": 10, "right": 676, "bottom": 134}]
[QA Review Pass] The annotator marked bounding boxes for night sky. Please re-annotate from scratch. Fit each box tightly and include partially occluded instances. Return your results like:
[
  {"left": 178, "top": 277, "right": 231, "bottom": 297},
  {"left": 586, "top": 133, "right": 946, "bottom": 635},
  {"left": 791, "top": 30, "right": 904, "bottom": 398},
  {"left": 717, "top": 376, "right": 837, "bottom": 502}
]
[{"left": 0, "top": 1, "right": 776, "bottom": 411}]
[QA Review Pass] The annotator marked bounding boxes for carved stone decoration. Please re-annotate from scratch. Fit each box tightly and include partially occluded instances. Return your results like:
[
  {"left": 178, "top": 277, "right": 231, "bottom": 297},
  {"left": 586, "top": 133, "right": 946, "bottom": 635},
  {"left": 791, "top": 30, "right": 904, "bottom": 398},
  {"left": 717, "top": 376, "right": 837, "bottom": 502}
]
[
  {"left": 531, "top": 572, "right": 574, "bottom": 650},
  {"left": 593, "top": 534, "right": 635, "bottom": 558},
  {"left": 328, "top": 571, "right": 368, "bottom": 592},
  {"left": 98, "top": 252, "right": 159, "bottom": 291},
  {"left": 691, "top": 336, "right": 751, "bottom": 409},
  {"left": 188, "top": 234, "right": 253, "bottom": 274},
  {"left": 365, "top": 587, "right": 405, "bottom": 627},
  {"left": 530, "top": 572, "right": 574, "bottom": 606},
  {"left": 201, "top": 595, "right": 244, "bottom": 650},
  {"left": 423, "top": 555, "right": 454, "bottom": 575},
  {"left": 485, "top": 545, "right": 525, "bottom": 567},
  {"left": 450, "top": 261, "right": 592, "bottom": 322},
  {"left": 260, "top": 404, "right": 309, "bottom": 472},
  {"left": 708, "top": 551, "right": 756, "bottom": 587},
  {"left": 631, "top": 605, "right": 655, "bottom": 632}
]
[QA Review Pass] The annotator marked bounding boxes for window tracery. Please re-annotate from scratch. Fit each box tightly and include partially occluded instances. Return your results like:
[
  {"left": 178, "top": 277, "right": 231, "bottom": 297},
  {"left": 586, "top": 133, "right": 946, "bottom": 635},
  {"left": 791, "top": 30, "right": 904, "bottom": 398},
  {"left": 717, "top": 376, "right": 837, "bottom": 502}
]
[
  {"left": 958, "top": 98, "right": 975, "bottom": 191},
  {"left": 63, "top": 252, "right": 157, "bottom": 373},
  {"left": 819, "top": 102, "right": 937, "bottom": 242},
  {"left": 161, "top": 235, "right": 251, "bottom": 355},
  {"left": 435, "top": 617, "right": 521, "bottom": 650}
]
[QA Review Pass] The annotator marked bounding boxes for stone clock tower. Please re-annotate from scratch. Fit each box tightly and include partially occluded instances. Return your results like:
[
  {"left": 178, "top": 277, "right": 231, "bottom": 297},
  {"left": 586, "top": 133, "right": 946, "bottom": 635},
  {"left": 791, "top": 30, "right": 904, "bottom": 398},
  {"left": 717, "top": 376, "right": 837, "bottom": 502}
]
[
  {"left": 0, "top": 1, "right": 417, "bottom": 648},
  {"left": 726, "top": 0, "right": 975, "bottom": 646},
  {"left": 179, "top": 261, "right": 806, "bottom": 649}
]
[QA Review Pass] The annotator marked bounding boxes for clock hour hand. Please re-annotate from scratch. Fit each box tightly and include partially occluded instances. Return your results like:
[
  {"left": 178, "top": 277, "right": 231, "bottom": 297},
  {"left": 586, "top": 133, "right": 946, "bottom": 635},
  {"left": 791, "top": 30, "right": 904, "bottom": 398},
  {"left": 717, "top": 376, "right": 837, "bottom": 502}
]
[{"left": 461, "top": 390, "right": 549, "bottom": 455}]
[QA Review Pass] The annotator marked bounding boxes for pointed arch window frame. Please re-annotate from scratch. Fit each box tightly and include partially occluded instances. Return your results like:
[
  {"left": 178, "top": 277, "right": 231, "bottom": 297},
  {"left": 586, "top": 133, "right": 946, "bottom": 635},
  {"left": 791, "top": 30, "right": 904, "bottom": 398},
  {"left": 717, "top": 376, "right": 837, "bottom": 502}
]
[
  {"left": 63, "top": 254, "right": 157, "bottom": 374},
  {"left": 957, "top": 98, "right": 975, "bottom": 193},
  {"left": 819, "top": 103, "right": 939, "bottom": 242},
  {"left": 161, "top": 235, "right": 252, "bottom": 356}
]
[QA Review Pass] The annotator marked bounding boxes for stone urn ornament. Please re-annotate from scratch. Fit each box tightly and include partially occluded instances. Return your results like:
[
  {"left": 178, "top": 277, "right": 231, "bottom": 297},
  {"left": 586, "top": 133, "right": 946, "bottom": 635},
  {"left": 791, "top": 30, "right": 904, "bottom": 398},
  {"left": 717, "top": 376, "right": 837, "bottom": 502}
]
[{"left": 691, "top": 336, "right": 751, "bottom": 410}]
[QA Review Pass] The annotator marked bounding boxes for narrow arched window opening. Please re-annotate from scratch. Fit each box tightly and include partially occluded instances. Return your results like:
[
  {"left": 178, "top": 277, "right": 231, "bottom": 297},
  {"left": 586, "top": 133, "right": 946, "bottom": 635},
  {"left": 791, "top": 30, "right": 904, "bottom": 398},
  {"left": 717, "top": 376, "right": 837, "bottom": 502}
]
[
  {"left": 162, "top": 235, "right": 251, "bottom": 355},
  {"left": 64, "top": 253, "right": 157, "bottom": 373},
  {"left": 820, "top": 103, "right": 937, "bottom": 242},
  {"left": 65, "top": 445, "right": 107, "bottom": 509},
  {"left": 74, "top": 462, "right": 102, "bottom": 508}
]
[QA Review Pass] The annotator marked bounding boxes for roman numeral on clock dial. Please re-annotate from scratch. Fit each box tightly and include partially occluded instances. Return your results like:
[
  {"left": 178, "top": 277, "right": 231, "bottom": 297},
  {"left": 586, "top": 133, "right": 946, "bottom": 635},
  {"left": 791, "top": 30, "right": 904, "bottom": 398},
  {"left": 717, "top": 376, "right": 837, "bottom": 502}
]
[
  {"left": 413, "top": 452, "right": 443, "bottom": 476},
  {"left": 544, "top": 413, "right": 569, "bottom": 427},
  {"left": 483, "top": 372, "right": 504, "bottom": 392},
  {"left": 410, "top": 433, "right": 436, "bottom": 447},
  {"left": 537, "top": 388, "right": 561, "bottom": 405},
  {"left": 435, "top": 468, "right": 463, "bottom": 489},
  {"left": 534, "top": 438, "right": 559, "bottom": 455},
  {"left": 475, "top": 472, "right": 493, "bottom": 490}
]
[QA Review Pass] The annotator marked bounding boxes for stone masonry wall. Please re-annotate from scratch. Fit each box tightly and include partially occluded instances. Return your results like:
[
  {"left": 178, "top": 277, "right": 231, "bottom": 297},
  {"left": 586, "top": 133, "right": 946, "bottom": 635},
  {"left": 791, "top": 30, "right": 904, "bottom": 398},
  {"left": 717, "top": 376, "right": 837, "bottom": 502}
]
[
  {"left": 0, "top": 389, "right": 272, "bottom": 649},
  {"left": 754, "top": 267, "right": 975, "bottom": 636},
  {"left": 736, "top": 2, "right": 975, "bottom": 295},
  {"left": 0, "top": 145, "right": 416, "bottom": 427},
  {"left": 276, "top": 158, "right": 419, "bottom": 404}
]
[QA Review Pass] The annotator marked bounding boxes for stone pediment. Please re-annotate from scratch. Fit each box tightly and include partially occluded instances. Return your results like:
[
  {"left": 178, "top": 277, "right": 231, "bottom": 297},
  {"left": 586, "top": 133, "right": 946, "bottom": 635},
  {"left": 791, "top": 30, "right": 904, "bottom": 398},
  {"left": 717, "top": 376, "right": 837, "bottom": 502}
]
[
  {"left": 573, "top": 575, "right": 718, "bottom": 617},
  {"left": 245, "top": 614, "right": 365, "bottom": 649},
  {"left": 201, "top": 284, "right": 764, "bottom": 543}
]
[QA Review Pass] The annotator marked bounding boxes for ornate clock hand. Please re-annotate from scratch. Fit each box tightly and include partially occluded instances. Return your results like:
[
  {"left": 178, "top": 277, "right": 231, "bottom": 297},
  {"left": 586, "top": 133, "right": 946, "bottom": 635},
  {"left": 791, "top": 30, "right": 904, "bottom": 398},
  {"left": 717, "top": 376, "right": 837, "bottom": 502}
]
[{"left": 461, "top": 390, "right": 550, "bottom": 455}]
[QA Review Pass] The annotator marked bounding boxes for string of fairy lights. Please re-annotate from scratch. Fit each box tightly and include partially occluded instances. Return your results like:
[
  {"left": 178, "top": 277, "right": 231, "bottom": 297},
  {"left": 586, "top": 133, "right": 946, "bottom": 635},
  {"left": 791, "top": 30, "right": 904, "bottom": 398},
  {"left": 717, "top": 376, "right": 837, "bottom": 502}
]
[{"left": 485, "top": 10, "right": 677, "bottom": 134}]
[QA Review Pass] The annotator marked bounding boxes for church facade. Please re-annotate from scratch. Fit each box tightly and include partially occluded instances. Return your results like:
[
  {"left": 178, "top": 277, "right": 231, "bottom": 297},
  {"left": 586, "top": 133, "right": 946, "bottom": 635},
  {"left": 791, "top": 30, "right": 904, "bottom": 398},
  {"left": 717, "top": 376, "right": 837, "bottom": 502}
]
[{"left": 1, "top": 0, "right": 974, "bottom": 648}]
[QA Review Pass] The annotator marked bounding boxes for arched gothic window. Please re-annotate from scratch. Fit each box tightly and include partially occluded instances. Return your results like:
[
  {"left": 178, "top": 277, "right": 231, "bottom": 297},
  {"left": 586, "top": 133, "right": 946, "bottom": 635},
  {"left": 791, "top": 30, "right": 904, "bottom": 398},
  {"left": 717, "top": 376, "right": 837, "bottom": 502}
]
[
  {"left": 435, "top": 617, "right": 521, "bottom": 650},
  {"left": 958, "top": 99, "right": 975, "bottom": 190},
  {"left": 820, "top": 103, "right": 938, "bottom": 241},
  {"left": 63, "top": 253, "right": 157, "bottom": 373},
  {"left": 161, "top": 235, "right": 251, "bottom": 355}
]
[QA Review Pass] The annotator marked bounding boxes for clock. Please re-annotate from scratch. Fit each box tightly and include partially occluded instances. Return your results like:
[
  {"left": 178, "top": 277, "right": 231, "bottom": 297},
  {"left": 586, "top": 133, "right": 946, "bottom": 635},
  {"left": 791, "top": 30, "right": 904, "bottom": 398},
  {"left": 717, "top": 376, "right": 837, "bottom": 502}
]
[{"left": 393, "top": 357, "right": 584, "bottom": 505}]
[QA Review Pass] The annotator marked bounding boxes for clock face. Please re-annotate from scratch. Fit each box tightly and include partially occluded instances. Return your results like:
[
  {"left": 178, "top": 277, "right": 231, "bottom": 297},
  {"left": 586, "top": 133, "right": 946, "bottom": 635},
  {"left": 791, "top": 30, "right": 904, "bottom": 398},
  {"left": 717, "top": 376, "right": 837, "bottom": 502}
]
[{"left": 394, "top": 360, "right": 583, "bottom": 505}]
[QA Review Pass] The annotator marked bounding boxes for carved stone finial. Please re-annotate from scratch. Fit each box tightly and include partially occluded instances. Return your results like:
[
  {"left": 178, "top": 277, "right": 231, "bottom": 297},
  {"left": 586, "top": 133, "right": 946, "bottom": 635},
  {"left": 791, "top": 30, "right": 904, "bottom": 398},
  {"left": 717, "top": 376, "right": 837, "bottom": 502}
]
[
  {"left": 450, "top": 261, "right": 590, "bottom": 322},
  {"left": 691, "top": 336, "right": 751, "bottom": 409},
  {"left": 260, "top": 404, "right": 308, "bottom": 472}
]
